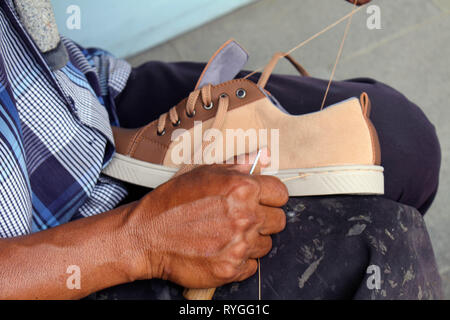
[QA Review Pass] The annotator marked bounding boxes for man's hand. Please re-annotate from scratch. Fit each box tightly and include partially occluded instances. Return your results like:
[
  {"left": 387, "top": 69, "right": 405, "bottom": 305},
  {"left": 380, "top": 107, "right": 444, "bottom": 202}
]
[
  {"left": 127, "top": 163, "right": 288, "bottom": 289},
  {"left": 346, "top": 0, "right": 372, "bottom": 5},
  {"left": 0, "top": 160, "right": 287, "bottom": 299}
]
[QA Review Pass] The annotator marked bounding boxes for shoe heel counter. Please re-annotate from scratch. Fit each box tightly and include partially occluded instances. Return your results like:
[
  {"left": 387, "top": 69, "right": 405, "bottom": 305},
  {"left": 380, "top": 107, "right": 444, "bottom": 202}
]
[{"left": 360, "top": 93, "right": 381, "bottom": 165}]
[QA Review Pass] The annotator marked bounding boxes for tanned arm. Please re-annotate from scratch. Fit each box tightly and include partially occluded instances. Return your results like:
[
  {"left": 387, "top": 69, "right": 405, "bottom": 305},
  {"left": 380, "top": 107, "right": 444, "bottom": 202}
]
[
  {"left": 0, "top": 202, "right": 139, "bottom": 299},
  {"left": 0, "top": 163, "right": 288, "bottom": 299}
]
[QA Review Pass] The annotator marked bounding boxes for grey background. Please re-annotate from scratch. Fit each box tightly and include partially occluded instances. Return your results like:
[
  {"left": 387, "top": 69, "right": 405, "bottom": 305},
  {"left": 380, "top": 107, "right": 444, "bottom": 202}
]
[{"left": 126, "top": 0, "right": 450, "bottom": 298}]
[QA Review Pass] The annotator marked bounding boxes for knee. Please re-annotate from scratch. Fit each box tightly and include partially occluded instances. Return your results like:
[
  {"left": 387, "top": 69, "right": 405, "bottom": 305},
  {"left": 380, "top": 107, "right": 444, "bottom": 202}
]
[
  {"left": 364, "top": 80, "right": 440, "bottom": 165},
  {"left": 363, "top": 80, "right": 441, "bottom": 211}
]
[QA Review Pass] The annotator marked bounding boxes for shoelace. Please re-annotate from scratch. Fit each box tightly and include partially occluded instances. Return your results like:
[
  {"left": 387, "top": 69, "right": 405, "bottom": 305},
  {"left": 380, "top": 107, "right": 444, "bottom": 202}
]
[
  {"left": 157, "top": 84, "right": 230, "bottom": 136},
  {"left": 165, "top": 84, "right": 230, "bottom": 176}
]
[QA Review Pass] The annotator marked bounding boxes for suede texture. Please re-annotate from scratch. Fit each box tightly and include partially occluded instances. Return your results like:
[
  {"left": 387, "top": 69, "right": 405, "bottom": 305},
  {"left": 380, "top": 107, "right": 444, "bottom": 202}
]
[{"left": 163, "top": 96, "right": 377, "bottom": 169}]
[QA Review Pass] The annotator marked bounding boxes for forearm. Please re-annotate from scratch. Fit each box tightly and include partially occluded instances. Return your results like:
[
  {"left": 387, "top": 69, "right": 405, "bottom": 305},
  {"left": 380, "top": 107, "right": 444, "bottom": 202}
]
[
  {"left": 0, "top": 163, "right": 289, "bottom": 299},
  {"left": 0, "top": 202, "right": 140, "bottom": 299}
]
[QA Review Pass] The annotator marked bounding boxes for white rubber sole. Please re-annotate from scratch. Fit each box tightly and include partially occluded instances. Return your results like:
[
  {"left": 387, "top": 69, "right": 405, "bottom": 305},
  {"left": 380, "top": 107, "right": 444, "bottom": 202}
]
[{"left": 102, "top": 153, "right": 384, "bottom": 196}]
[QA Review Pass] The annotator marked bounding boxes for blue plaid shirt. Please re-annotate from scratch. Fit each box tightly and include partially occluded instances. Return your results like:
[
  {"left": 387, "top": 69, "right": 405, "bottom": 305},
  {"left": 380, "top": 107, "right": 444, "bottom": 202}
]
[{"left": 0, "top": 1, "right": 131, "bottom": 237}]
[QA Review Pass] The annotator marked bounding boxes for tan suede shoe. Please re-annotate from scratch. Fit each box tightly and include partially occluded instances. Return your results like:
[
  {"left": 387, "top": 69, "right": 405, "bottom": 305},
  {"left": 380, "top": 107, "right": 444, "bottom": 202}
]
[{"left": 103, "top": 40, "right": 383, "bottom": 196}]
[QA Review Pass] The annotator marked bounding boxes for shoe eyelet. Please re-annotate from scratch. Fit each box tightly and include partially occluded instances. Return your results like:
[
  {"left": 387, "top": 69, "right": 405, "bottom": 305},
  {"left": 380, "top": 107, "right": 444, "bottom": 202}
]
[
  {"left": 157, "top": 129, "right": 166, "bottom": 136},
  {"left": 186, "top": 109, "right": 196, "bottom": 118},
  {"left": 172, "top": 120, "right": 181, "bottom": 127},
  {"left": 203, "top": 102, "right": 214, "bottom": 110},
  {"left": 220, "top": 93, "right": 228, "bottom": 99},
  {"left": 236, "top": 88, "right": 247, "bottom": 99}
]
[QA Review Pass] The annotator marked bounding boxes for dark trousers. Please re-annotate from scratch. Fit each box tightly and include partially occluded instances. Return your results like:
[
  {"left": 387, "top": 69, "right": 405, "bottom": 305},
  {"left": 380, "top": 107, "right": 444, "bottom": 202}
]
[{"left": 94, "top": 61, "right": 443, "bottom": 299}]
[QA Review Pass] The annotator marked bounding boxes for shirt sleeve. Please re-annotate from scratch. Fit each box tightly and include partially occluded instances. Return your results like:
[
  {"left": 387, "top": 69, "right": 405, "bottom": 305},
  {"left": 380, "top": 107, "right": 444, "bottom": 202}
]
[
  {"left": 60, "top": 37, "right": 132, "bottom": 127},
  {"left": 73, "top": 174, "right": 128, "bottom": 220},
  {"left": 83, "top": 47, "right": 132, "bottom": 126},
  {"left": 0, "top": 122, "right": 33, "bottom": 238}
]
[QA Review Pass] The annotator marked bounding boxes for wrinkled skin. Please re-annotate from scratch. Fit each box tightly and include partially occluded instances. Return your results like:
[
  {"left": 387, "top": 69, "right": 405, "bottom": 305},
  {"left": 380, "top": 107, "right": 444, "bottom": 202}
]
[
  {"left": 128, "top": 163, "right": 288, "bottom": 289},
  {"left": 0, "top": 163, "right": 288, "bottom": 299}
]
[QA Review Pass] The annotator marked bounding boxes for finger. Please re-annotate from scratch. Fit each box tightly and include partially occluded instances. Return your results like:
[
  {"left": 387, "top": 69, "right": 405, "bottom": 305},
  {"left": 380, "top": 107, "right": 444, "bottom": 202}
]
[
  {"left": 225, "top": 148, "right": 271, "bottom": 174},
  {"left": 346, "top": 0, "right": 371, "bottom": 5},
  {"left": 247, "top": 235, "right": 273, "bottom": 259},
  {"left": 252, "top": 175, "right": 289, "bottom": 207},
  {"left": 234, "top": 259, "right": 258, "bottom": 282},
  {"left": 258, "top": 206, "right": 286, "bottom": 235}
]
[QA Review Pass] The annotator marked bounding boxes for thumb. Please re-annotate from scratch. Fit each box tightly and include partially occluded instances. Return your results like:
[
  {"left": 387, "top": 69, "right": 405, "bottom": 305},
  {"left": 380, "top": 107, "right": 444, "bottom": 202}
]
[{"left": 227, "top": 148, "right": 271, "bottom": 174}]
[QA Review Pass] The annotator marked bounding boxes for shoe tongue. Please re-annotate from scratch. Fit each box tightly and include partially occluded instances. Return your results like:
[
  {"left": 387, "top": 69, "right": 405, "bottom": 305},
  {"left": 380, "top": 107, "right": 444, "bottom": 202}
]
[{"left": 195, "top": 39, "right": 248, "bottom": 90}]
